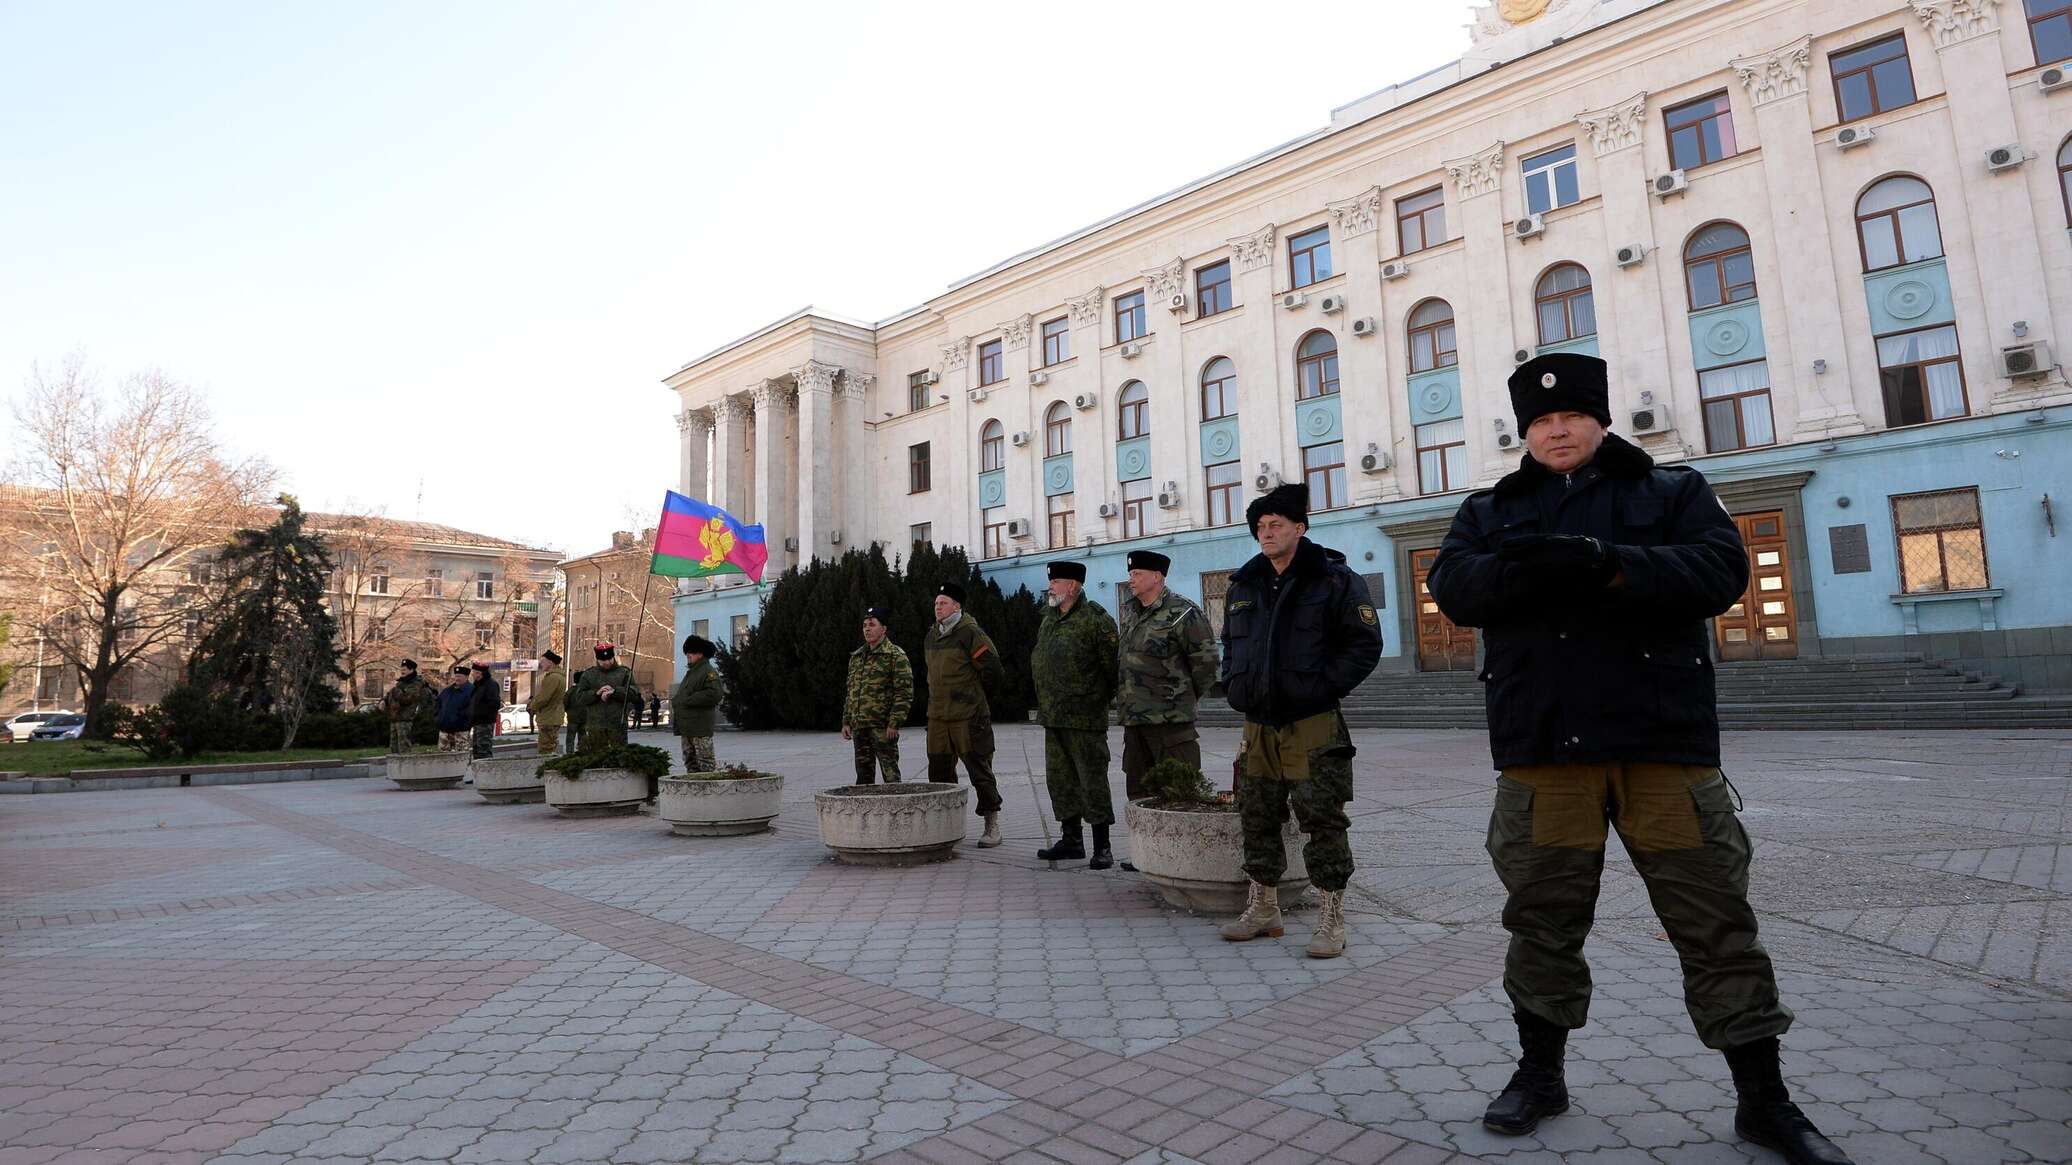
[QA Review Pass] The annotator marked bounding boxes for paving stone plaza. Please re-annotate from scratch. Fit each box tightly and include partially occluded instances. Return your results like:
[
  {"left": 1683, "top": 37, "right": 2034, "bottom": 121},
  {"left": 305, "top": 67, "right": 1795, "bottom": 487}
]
[{"left": 2, "top": 725, "right": 2068, "bottom": 1165}]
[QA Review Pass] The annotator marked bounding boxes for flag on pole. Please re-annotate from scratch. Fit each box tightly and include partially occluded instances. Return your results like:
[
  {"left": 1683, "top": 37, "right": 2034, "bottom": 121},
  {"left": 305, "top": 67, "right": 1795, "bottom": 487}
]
[{"left": 651, "top": 491, "right": 770, "bottom": 582}]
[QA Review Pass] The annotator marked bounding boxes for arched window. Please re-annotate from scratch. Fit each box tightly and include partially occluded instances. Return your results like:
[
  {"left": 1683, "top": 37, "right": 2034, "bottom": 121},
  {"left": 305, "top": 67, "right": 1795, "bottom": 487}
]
[
  {"left": 1406, "top": 299, "right": 1458, "bottom": 374},
  {"left": 1201, "top": 357, "right": 1237, "bottom": 420},
  {"left": 2059, "top": 136, "right": 2072, "bottom": 227},
  {"left": 980, "top": 420, "right": 1004, "bottom": 472},
  {"left": 1685, "top": 222, "right": 1757, "bottom": 309},
  {"left": 1855, "top": 176, "right": 1943, "bottom": 272},
  {"left": 1044, "top": 401, "right": 1072, "bottom": 457},
  {"left": 1117, "top": 382, "right": 1149, "bottom": 440},
  {"left": 1295, "top": 331, "right": 1340, "bottom": 400},
  {"left": 1535, "top": 264, "right": 1596, "bottom": 347}
]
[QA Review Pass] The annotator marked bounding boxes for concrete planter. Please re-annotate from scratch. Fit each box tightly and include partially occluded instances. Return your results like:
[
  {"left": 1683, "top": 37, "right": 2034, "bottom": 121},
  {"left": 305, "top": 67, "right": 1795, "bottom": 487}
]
[
  {"left": 1123, "top": 800, "right": 1309, "bottom": 913},
  {"left": 657, "top": 773, "right": 783, "bottom": 836},
  {"left": 814, "top": 783, "right": 966, "bottom": 866},
  {"left": 543, "top": 768, "right": 648, "bottom": 817},
  {"left": 388, "top": 752, "right": 466, "bottom": 791},
  {"left": 470, "top": 756, "right": 546, "bottom": 804}
]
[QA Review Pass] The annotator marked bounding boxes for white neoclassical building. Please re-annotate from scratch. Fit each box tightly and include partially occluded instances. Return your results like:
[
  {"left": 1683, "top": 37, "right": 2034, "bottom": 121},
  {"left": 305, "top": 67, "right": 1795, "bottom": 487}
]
[{"left": 666, "top": 0, "right": 2072, "bottom": 691}]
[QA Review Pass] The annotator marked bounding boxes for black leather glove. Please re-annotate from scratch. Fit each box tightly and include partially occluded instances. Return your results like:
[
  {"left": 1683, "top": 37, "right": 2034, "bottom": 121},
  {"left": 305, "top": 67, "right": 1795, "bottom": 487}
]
[{"left": 1498, "top": 534, "right": 1620, "bottom": 591}]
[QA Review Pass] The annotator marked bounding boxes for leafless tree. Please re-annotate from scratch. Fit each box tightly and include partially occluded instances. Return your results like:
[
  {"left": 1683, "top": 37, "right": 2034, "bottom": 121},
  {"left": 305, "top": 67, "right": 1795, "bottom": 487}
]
[
  {"left": 272, "top": 618, "right": 327, "bottom": 749},
  {"left": 1, "top": 359, "right": 271, "bottom": 726},
  {"left": 318, "top": 511, "right": 432, "bottom": 705}
]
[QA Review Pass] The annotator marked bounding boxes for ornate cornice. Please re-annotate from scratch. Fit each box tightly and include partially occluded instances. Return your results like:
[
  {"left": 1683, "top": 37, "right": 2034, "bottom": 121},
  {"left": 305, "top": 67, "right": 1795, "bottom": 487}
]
[
  {"left": 677, "top": 409, "right": 714, "bottom": 436},
  {"left": 837, "top": 371, "right": 874, "bottom": 401},
  {"left": 1227, "top": 224, "right": 1277, "bottom": 271},
  {"left": 940, "top": 336, "right": 971, "bottom": 371},
  {"left": 1328, "top": 188, "right": 1384, "bottom": 237},
  {"left": 1732, "top": 36, "right": 1812, "bottom": 106},
  {"left": 751, "top": 380, "right": 793, "bottom": 415},
  {"left": 1444, "top": 141, "right": 1506, "bottom": 199},
  {"left": 789, "top": 359, "right": 840, "bottom": 395},
  {"left": 1067, "top": 288, "right": 1105, "bottom": 325},
  {"left": 1577, "top": 92, "right": 1647, "bottom": 156},
  {"left": 1910, "top": 0, "right": 2001, "bottom": 48},
  {"left": 999, "top": 315, "right": 1033, "bottom": 351},
  {"left": 1141, "top": 259, "right": 1185, "bottom": 300},
  {"left": 717, "top": 394, "right": 752, "bottom": 426}
]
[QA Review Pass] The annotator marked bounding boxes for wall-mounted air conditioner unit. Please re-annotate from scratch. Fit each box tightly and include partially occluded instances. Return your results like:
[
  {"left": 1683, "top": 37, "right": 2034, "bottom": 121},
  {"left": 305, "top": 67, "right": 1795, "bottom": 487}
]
[
  {"left": 1167, "top": 293, "right": 1189, "bottom": 312},
  {"left": 1156, "top": 481, "right": 1182, "bottom": 509},
  {"left": 1380, "top": 260, "right": 1411, "bottom": 280},
  {"left": 1318, "top": 293, "right": 1347, "bottom": 314},
  {"left": 2000, "top": 341, "right": 2052, "bottom": 379},
  {"left": 1513, "top": 214, "right": 1546, "bottom": 240},
  {"left": 1615, "top": 242, "right": 1649, "bottom": 269},
  {"left": 1120, "top": 341, "right": 1144, "bottom": 358},
  {"left": 1985, "top": 144, "right": 2028, "bottom": 173},
  {"left": 1029, "top": 370, "right": 1049, "bottom": 386},
  {"left": 1651, "top": 170, "right": 1688, "bottom": 199},
  {"left": 1006, "top": 518, "right": 1032, "bottom": 539},
  {"left": 1350, "top": 316, "right": 1377, "bottom": 337},
  {"left": 1281, "top": 291, "right": 1308, "bottom": 310},
  {"left": 1009, "top": 430, "right": 1031, "bottom": 447},
  {"left": 1073, "top": 392, "right": 1097, "bottom": 410},
  {"left": 1253, "top": 464, "right": 1281, "bottom": 492},
  {"left": 1835, "top": 125, "right": 1875, "bottom": 150},
  {"left": 1097, "top": 502, "right": 1119, "bottom": 518},
  {"left": 1358, "top": 444, "right": 1391, "bottom": 474}
]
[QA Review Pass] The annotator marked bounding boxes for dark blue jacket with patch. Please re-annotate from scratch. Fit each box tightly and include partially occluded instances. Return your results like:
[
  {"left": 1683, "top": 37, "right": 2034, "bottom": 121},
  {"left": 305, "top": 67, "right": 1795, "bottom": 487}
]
[{"left": 1219, "top": 537, "right": 1383, "bottom": 728}]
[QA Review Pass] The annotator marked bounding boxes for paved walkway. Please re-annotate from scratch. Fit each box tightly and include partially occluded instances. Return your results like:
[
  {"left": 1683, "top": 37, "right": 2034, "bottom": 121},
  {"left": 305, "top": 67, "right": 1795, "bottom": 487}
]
[{"left": 2, "top": 726, "right": 2068, "bottom": 1165}]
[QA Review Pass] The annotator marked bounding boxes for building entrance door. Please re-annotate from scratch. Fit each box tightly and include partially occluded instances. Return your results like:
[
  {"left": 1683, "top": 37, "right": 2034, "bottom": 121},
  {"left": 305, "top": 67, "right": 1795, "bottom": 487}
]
[
  {"left": 1714, "top": 510, "right": 1799, "bottom": 661},
  {"left": 1411, "top": 548, "right": 1477, "bottom": 671}
]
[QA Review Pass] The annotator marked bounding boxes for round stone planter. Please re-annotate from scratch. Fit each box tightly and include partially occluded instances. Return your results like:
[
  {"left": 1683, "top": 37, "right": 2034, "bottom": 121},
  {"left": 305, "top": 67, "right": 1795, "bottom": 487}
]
[
  {"left": 470, "top": 756, "right": 546, "bottom": 804},
  {"left": 814, "top": 783, "right": 966, "bottom": 866},
  {"left": 1123, "top": 800, "right": 1309, "bottom": 913},
  {"left": 387, "top": 752, "right": 466, "bottom": 791},
  {"left": 543, "top": 768, "right": 648, "bottom": 817},
  {"left": 657, "top": 773, "right": 783, "bottom": 836}
]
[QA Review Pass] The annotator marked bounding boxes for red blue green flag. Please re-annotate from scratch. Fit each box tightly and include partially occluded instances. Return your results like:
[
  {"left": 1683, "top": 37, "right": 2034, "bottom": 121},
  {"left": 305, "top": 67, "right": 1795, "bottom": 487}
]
[{"left": 652, "top": 491, "right": 769, "bottom": 582}]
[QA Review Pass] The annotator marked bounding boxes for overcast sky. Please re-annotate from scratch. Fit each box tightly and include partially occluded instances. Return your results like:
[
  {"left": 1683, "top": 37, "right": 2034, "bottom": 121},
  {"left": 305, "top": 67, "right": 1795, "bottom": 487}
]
[{"left": 0, "top": 1, "right": 1472, "bottom": 558}]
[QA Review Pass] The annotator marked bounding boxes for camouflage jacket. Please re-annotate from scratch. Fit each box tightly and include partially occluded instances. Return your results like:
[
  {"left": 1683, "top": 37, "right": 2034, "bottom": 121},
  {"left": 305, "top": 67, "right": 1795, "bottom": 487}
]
[
  {"left": 380, "top": 673, "right": 434, "bottom": 724},
  {"left": 1031, "top": 597, "right": 1119, "bottom": 731},
  {"left": 570, "top": 664, "right": 640, "bottom": 726},
  {"left": 924, "top": 614, "right": 1004, "bottom": 721},
  {"left": 1118, "top": 588, "right": 1220, "bottom": 725},
  {"left": 844, "top": 639, "right": 914, "bottom": 730}
]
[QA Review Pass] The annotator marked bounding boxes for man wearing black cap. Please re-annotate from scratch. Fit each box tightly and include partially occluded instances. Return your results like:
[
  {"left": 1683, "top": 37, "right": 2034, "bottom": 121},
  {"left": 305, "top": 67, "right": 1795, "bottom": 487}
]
[
  {"left": 525, "top": 651, "right": 565, "bottom": 756},
  {"left": 1029, "top": 560, "right": 1120, "bottom": 867},
  {"left": 924, "top": 581, "right": 1007, "bottom": 847},
  {"left": 1117, "top": 549, "right": 1220, "bottom": 803},
  {"left": 671, "top": 635, "right": 724, "bottom": 776},
  {"left": 1428, "top": 353, "right": 1848, "bottom": 1164},
  {"left": 570, "top": 642, "right": 640, "bottom": 749},
  {"left": 380, "top": 660, "right": 433, "bottom": 754},
  {"left": 843, "top": 607, "right": 913, "bottom": 784},
  {"left": 1218, "top": 483, "right": 1382, "bottom": 959}
]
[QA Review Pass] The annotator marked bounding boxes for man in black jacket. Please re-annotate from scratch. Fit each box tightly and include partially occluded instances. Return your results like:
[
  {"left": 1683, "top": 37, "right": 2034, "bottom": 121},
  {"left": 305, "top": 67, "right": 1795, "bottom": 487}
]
[
  {"left": 1216, "top": 483, "right": 1382, "bottom": 958},
  {"left": 1428, "top": 353, "right": 1848, "bottom": 1165}
]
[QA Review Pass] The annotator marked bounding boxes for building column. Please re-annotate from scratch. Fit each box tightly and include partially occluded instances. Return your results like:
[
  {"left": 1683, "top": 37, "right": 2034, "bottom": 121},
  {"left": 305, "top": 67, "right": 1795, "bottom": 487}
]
[
  {"left": 1578, "top": 93, "right": 1680, "bottom": 455},
  {"left": 1445, "top": 140, "right": 1517, "bottom": 482},
  {"left": 1327, "top": 187, "right": 1403, "bottom": 502},
  {"left": 792, "top": 360, "right": 839, "bottom": 562},
  {"left": 678, "top": 407, "right": 713, "bottom": 499},
  {"left": 751, "top": 379, "right": 794, "bottom": 573},
  {"left": 834, "top": 371, "right": 873, "bottom": 552},
  {"left": 1225, "top": 222, "right": 1285, "bottom": 490},
  {"left": 1733, "top": 37, "right": 1867, "bottom": 439},
  {"left": 712, "top": 394, "right": 751, "bottom": 517}
]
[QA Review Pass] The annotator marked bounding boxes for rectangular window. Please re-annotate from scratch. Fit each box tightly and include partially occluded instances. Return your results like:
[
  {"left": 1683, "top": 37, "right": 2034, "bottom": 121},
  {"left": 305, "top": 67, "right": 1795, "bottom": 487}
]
[
  {"left": 1041, "top": 316, "right": 1070, "bottom": 366},
  {"left": 1396, "top": 187, "right": 1447, "bottom": 255},
  {"left": 731, "top": 614, "right": 750, "bottom": 647},
  {"left": 908, "top": 370, "right": 929, "bottom": 413},
  {"left": 1114, "top": 292, "right": 1146, "bottom": 343},
  {"left": 1877, "top": 325, "right": 1967, "bottom": 427},
  {"left": 1120, "top": 478, "right": 1152, "bottom": 539},
  {"left": 1831, "top": 33, "right": 1916, "bottom": 122},
  {"left": 908, "top": 441, "right": 932, "bottom": 493},
  {"left": 692, "top": 619, "right": 710, "bottom": 639},
  {"left": 425, "top": 568, "right": 443, "bottom": 598},
  {"left": 1047, "top": 493, "right": 1077, "bottom": 549},
  {"left": 421, "top": 619, "right": 439, "bottom": 647},
  {"left": 369, "top": 566, "right": 390, "bottom": 595},
  {"left": 1664, "top": 92, "right": 1737, "bottom": 170},
  {"left": 369, "top": 618, "right": 387, "bottom": 642},
  {"left": 1288, "top": 225, "right": 1333, "bottom": 288},
  {"left": 982, "top": 507, "right": 1005, "bottom": 559},
  {"left": 1521, "top": 143, "right": 1581, "bottom": 214},
  {"left": 1893, "top": 487, "right": 1988, "bottom": 593},
  {"left": 1414, "top": 419, "right": 1469, "bottom": 495},
  {"left": 1699, "top": 361, "right": 1776, "bottom": 452},
  {"left": 476, "top": 571, "right": 495, "bottom": 600},
  {"left": 2032, "top": 0, "right": 2072, "bottom": 63},
  {"left": 474, "top": 622, "right": 493, "bottom": 650},
  {"left": 978, "top": 339, "right": 1004, "bottom": 386},
  {"left": 1205, "top": 461, "right": 1241, "bottom": 527},
  {"left": 1195, "top": 261, "right": 1232, "bottom": 317},
  {"left": 1301, "top": 442, "right": 1346, "bottom": 511},
  {"left": 910, "top": 522, "right": 932, "bottom": 549}
]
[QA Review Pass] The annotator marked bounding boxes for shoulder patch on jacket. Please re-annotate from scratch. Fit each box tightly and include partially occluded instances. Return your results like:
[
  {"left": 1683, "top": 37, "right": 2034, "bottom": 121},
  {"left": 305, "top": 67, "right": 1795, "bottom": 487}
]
[
  {"left": 1357, "top": 604, "right": 1377, "bottom": 626},
  {"left": 1228, "top": 599, "right": 1255, "bottom": 613}
]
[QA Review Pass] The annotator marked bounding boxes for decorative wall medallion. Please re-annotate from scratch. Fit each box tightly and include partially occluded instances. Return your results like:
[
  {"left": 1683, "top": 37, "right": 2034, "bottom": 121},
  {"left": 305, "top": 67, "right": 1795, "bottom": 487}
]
[
  {"left": 1704, "top": 318, "right": 1752, "bottom": 356},
  {"left": 978, "top": 475, "right": 1005, "bottom": 507},
  {"left": 1731, "top": 37, "right": 1812, "bottom": 106},
  {"left": 1417, "top": 381, "right": 1455, "bottom": 417},
  {"left": 1328, "top": 188, "right": 1384, "bottom": 237},
  {"left": 1204, "top": 426, "right": 1237, "bottom": 459},
  {"left": 1577, "top": 92, "right": 1648, "bottom": 156},
  {"left": 1045, "top": 460, "right": 1073, "bottom": 491},
  {"left": 1228, "top": 224, "right": 1277, "bottom": 271},
  {"left": 940, "top": 336, "right": 971, "bottom": 371},
  {"left": 1300, "top": 405, "right": 1337, "bottom": 439},
  {"left": 1118, "top": 445, "right": 1149, "bottom": 478},
  {"left": 1142, "top": 259, "right": 1185, "bottom": 300},
  {"left": 1068, "top": 288, "right": 1106, "bottom": 325},
  {"left": 1910, "top": 0, "right": 2001, "bottom": 49},
  {"left": 1000, "top": 315, "right": 1033, "bottom": 351},
  {"left": 1884, "top": 279, "right": 1937, "bottom": 321},
  {"left": 1444, "top": 141, "right": 1506, "bottom": 199}
]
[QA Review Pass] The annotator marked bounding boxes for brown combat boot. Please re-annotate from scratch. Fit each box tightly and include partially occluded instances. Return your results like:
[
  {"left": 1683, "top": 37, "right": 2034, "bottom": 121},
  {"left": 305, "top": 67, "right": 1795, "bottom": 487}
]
[
  {"left": 1305, "top": 889, "right": 1346, "bottom": 958},
  {"left": 1219, "top": 881, "right": 1283, "bottom": 941}
]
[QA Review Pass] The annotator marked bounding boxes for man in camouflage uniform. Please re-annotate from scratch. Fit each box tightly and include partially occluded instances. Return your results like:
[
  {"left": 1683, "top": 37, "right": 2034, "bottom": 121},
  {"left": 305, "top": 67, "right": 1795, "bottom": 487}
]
[
  {"left": 380, "top": 659, "right": 433, "bottom": 754},
  {"left": 1116, "top": 549, "right": 1219, "bottom": 801},
  {"left": 843, "top": 606, "right": 913, "bottom": 784},
  {"left": 671, "top": 635, "right": 724, "bottom": 774},
  {"left": 569, "top": 642, "right": 640, "bottom": 749},
  {"left": 1217, "top": 484, "right": 1382, "bottom": 959},
  {"left": 924, "top": 581, "right": 1006, "bottom": 848},
  {"left": 1030, "top": 561, "right": 1120, "bottom": 868}
]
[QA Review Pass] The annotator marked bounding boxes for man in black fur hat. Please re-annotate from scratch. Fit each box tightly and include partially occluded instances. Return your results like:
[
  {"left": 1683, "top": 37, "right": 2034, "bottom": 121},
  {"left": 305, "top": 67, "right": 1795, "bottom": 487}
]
[{"left": 1427, "top": 353, "right": 1849, "bottom": 1164}]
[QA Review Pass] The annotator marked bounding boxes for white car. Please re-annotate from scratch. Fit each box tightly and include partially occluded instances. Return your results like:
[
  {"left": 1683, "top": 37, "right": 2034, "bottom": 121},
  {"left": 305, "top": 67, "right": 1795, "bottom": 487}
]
[
  {"left": 5, "top": 711, "right": 76, "bottom": 742},
  {"left": 498, "top": 705, "right": 534, "bottom": 734}
]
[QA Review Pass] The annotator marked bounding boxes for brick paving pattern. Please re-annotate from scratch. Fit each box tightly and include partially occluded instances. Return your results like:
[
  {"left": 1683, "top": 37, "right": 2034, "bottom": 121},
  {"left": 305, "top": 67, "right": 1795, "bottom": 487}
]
[{"left": 1, "top": 725, "right": 2067, "bottom": 1164}]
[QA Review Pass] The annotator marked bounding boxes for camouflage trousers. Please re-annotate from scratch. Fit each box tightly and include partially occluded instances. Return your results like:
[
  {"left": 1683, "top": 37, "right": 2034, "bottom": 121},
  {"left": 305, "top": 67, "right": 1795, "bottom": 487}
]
[
  {"left": 1043, "top": 727, "right": 1113, "bottom": 827},
  {"left": 586, "top": 719, "right": 628, "bottom": 749},
  {"left": 1120, "top": 723, "right": 1200, "bottom": 801},
  {"left": 851, "top": 729, "right": 902, "bottom": 784},
  {"left": 535, "top": 727, "right": 560, "bottom": 756},
  {"left": 681, "top": 736, "right": 716, "bottom": 773},
  {"left": 1489, "top": 763, "right": 1793, "bottom": 1050},
  {"left": 926, "top": 714, "right": 1002, "bottom": 814},
  {"left": 470, "top": 724, "right": 494, "bottom": 760},
  {"left": 1237, "top": 711, "right": 1355, "bottom": 892},
  {"left": 439, "top": 731, "right": 469, "bottom": 752},
  {"left": 388, "top": 722, "right": 413, "bottom": 755}
]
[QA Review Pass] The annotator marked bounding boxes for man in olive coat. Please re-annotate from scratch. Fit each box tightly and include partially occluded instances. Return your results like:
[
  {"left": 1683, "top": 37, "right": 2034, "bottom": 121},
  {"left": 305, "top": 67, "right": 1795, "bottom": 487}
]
[
  {"left": 671, "top": 635, "right": 724, "bottom": 773},
  {"left": 569, "top": 643, "right": 639, "bottom": 749},
  {"left": 525, "top": 650, "right": 566, "bottom": 756},
  {"left": 380, "top": 659, "right": 433, "bottom": 754},
  {"left": 843, "top": 607, "right": 913, "bottom": 784},
  {"left": 1427, "top": 353, "right": 1847, "bottom": 1165},
  {"left": 1030, "top": 560, "right": 1120, "bottom": 868},
  {"left": 924, "top": 581, "right": 1006, "bottom": 848}
]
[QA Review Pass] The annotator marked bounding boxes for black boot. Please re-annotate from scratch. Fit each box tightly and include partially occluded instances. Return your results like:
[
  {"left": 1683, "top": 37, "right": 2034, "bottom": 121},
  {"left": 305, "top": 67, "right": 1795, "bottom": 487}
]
[
  {"left": 1037, "top": 820, "right": 1085, "bottom": 862},
  {"left": 1483, "top": 1011, "right": 1570, "bottom": 1135},
  {"left": 1726, "top": 1038, "right": 1852, "bottom": 1164},
  {"left": 1088, "top": 824, "right": 1113, "bottom": 870}
]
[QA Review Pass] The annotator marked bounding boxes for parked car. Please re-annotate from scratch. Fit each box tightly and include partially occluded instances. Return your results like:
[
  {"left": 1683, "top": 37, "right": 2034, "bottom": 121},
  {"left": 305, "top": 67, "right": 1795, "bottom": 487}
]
[
  {"left": 497, "top": 705, "right": 533, "bottom": 734},
  {"left": 5, "top": 711, "right": 75, "bottom": 742},
  {"left": 28, "top": 714, "right": 88, "bottom": 741},
  {"left": 354, "top": 701, "right": 383, "bottom": 715}
]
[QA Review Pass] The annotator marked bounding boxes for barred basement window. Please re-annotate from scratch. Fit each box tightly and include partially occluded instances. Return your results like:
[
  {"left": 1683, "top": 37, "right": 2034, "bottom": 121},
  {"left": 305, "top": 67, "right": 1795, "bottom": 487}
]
[{"left": 1892, "top": 487, "right": 1988, "bottom": 594}]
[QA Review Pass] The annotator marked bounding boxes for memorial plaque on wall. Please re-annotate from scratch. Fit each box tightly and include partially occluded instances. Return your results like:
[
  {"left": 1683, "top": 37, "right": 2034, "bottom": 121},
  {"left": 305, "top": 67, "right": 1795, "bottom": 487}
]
[
  {"left": 1828, "top": 524, "right": 1871, "bottom": 574},
  {"left": 1363, "top": 572, "right": 1386, "bottom": 609}
]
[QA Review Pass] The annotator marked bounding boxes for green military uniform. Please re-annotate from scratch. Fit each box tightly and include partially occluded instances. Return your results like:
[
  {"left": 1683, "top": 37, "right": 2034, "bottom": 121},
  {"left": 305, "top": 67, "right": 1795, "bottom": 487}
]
[
  {"left": 1237, "top": 711, "right": 1357, "bottom": 890},
  {"left": 924, "top": 611, "right": 1005, "bottom": 815},
  {"left": 380, "top": 672, "right": 433, "bottom": 754},
  {"left": 671, "top": 658, "right": 724, "bottom": 772},
  {"left": 1031, "top": 596, "right": 1119, "bottom": 826},
  {"left": 570, "top": 662, "right": 639, "bottom": 749},
  {"left": 844, "top": 638, "right": 913, "bottom": 784},
  {"left": 526, "top": 668, "right": 566, "bottom": 756},
  {"left": 1117, "top": 587, "right": 1219, "bottom": 800},
  {"left": 562, "top": 667, "right": 587, "bottom": 753}
]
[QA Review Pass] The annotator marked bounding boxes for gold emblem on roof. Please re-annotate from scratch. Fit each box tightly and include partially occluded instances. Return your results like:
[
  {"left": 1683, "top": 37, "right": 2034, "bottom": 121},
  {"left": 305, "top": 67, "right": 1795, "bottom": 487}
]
[{"left": 1500, "top": 0, "right": 1553, "bottom": 23}]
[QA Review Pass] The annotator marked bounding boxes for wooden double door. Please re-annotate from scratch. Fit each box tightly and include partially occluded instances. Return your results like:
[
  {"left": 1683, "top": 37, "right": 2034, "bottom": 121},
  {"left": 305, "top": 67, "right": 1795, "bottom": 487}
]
[{"left": 1411, "top": 548, "right": 1478, "bottom": 672}]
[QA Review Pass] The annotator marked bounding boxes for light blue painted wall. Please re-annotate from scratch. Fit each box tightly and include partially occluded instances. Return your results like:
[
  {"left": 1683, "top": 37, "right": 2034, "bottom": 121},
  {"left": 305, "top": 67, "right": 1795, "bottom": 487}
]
[
  {"left": 1199, "top": 417, "right": 1241, "bottom": 465},
  {"left": 1406, "top": 366, "right": 1463, "bottom": 424},
  {"left": 1687, "top": 300, "right": 1766, "bottom": 371},
  {"left": 1538, "top": 335, "right": 1600, "bottom": 358},
  {"left": 1862, "top": 258, "right": 1956, "bottom": 335},
  {"left": 1293, "top": 394, "right": 1343, "bottom": 446},
  {"left": 1115, "top": 436, "right": 1152, "bottom": 482},
  {"left": 976, "top": 469, "right": 1006, "bottom": 508},
  {"left": 1043, "top": 453, "right": 1074, "bottom": 497}
]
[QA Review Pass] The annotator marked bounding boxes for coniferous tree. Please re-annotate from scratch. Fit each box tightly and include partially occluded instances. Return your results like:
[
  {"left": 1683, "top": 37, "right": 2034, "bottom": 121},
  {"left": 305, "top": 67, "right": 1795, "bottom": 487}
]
[{"left": 189, "top": 495, "right": 344, "bottom": 716}]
